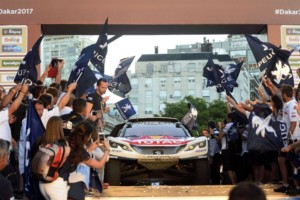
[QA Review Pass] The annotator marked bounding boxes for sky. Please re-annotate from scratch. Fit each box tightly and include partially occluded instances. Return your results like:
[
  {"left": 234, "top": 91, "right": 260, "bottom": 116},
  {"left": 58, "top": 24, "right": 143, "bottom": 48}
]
[{"left": 97, "top": 35, "right": 228, "bottom": 76}]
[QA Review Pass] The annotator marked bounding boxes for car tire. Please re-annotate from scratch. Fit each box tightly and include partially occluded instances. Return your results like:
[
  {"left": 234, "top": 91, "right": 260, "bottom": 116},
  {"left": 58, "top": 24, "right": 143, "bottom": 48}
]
[
  {"left": 193, "top": 159, "right": 210, "bottom": 185},
  {"left": 106, "top": 159, "right": 121, "bottom": 186}
]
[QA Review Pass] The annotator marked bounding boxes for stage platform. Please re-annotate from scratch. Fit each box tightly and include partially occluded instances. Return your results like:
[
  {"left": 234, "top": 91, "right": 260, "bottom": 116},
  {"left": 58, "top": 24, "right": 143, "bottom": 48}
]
[{"left": 86, "top": 184, "right": 300, "bottom": 200}]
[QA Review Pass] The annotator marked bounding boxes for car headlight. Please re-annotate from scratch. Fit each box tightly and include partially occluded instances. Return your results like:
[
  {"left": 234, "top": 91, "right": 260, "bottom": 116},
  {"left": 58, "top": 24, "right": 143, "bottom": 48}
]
[
  {"left": 186, "top": 140, "right": 206, "bottom": 151},
  {"left": 109, "top": 140, "right": 132, "bottom": 152},
  {"left": 198, "top": 140, "right": 206, "bottom": 148}
]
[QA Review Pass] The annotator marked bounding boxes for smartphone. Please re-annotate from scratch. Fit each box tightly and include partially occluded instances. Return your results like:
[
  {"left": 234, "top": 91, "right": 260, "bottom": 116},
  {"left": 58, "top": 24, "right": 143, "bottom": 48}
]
[
  {"left": 50, "top": 58, "right": 63, "bottom": 67},
  {"left": 99, "top": 132, "right": 105, "bottom": 142},
  {"left": 91, "top": 110, "right": 98, "bottom": 116}
]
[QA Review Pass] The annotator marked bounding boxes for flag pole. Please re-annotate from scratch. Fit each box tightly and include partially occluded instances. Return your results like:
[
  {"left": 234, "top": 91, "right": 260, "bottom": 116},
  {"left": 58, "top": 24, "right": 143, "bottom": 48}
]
[
  {"left": 15, "top": 67, "right": 30, "bottom": 98},
  {"left": 75, "top": 71, "right": 83, "bottom": 83}
]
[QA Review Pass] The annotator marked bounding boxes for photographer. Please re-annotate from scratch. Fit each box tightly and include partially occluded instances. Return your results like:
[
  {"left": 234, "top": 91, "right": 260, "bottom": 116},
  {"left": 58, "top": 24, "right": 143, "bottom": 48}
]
[{"left": 66, "top": 120, "right": 110, "bottom": 200}]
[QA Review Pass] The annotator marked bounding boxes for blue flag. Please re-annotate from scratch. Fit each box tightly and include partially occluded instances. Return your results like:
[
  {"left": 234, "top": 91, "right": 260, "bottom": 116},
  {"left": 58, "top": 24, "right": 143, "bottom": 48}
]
[
  {"left": 203, "top": 57, "right": 242, "bottom": 93},
  {"left": 222, "top": 62, "right": 243, "bottom": 92},
  {"left": 109, "top": 56, "right": 135, "bottom": 97},
  {"left": 14, "top": 35, "right": 44, "bottom": 84},
  {"left": 68, "top": 46, "right": 93, "bottom": 85},
  {"left": 203, "top": 57, "right": 225, "bottom": 92},
  {"left": 75, "top": 64, "right": 98, "bottom": 97},
  {"left": 68, "top": 19, "right": 109, "bottom": 97},
  {"left": 68, "top": 45, "right": 98, "bottom": 97},
  {"left": 245, "top": 34, "right": 294, "bottom": 87},
  {"left": 24, "top": 100, "right": 45, "bottom": 197},
  {"left": 181, "top": 102, "right": 198, "bottom": 132},
  {"left": 115, "top": 98, "right": 136, "bottom": 120},
  {"left": 247, "top": 111, "right": 286, "bottom": 153},
  {"left": 90, "top": 18, "right": 108, "bottom": 74}
]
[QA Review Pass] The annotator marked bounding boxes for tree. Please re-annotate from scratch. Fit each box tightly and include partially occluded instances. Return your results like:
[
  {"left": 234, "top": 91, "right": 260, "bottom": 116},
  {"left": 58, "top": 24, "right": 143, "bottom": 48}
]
[{"left": 160, "top": 96, "right": 227, "bottom": 136}]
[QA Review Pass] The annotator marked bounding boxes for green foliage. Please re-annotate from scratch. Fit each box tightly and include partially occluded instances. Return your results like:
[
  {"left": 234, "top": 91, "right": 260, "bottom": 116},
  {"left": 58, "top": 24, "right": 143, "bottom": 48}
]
[{"left": 161, "top": 96, "right": 227, "bottom": 133}]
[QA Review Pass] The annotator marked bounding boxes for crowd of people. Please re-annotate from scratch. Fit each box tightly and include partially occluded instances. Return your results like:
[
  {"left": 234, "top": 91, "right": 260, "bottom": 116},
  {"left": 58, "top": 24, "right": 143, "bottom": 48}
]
[
  {"left": 0, "top": 60, "right": 111, "bottom": 199},
  {"left": 202, "top": 75, "right": 300, "bottom": 195},
  {"left": 1, "top": 58, "right": 300, "bottom": 199}
]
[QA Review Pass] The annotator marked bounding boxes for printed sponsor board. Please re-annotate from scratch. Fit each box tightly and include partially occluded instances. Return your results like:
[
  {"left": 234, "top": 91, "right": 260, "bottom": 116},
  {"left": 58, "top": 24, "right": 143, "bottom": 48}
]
[
  {"left": 0, "top": 57, "right": 22, "bottom": 69},
  {"left": 0, "top": 72, "right": 15, "bottom": 83},
  {"left": 281, "top": 26, "right": 300, "bottom": 87},
  {"left": 2, "top": 28, "right": 22, "bottom": 35},
  {"left": 0, "top": 25, "right": 27, "bottom": 55},
  {"left": 2, "top": 36, "right": 23, "bottom": 44}
]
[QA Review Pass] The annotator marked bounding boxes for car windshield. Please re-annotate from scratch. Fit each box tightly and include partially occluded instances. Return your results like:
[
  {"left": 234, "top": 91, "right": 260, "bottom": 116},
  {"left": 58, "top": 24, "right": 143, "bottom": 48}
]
[{"left": 122, "top": 122, "right": 189, "bottom": 137}]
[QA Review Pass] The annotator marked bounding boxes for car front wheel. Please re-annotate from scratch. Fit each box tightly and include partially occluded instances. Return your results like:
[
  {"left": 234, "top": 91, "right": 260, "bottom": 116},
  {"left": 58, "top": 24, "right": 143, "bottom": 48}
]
[
  {"left": 193, "top": 159, "right": 210, "bottom": 185},
  {"left": 105, "top": 159, "right": 121, "bottom": 186}
]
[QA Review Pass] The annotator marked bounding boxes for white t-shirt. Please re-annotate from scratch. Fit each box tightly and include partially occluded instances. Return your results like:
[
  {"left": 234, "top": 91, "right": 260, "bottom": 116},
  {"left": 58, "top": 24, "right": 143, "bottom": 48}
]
[
  {"left": 59, "top": 106, "right": 72, "bottom": 116},
  {"left": 41, "top": 106, "right": 60, "bottom": 127},
  {"left": 0, "top": 110, "right": 11, "bottom": 143},
  {"left": 283, "top": 99, "right": 300, "bottom": 140},
  {"left": 221, "top": 122, "right": 233, "bottom": 150}
]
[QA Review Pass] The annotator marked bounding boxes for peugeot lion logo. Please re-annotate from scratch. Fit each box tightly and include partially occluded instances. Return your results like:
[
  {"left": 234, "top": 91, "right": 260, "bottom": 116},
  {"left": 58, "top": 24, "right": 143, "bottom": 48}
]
[{"left": 153, "top": 150, "right": 163, "bottom": 155}]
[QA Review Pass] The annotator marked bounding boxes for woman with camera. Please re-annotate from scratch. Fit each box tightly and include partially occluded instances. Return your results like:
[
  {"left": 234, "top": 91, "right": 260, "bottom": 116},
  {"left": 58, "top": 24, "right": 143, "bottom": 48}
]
[{"left": 67, "top": 120, "right": 110, "bottom": 200}]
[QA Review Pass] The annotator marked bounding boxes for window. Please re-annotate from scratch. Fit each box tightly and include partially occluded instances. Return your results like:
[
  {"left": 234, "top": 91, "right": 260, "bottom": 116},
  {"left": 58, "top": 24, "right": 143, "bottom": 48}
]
[
  {"left": 161, "top": 65, "right": 168, "bottom": 73},
  {"left": 145, "top": 78, "right": 152, "bottom": 87},
  {"left": 160, "top": 77, "right": 166, "bottom": 86},
  {"left": 130, "top": 93, "right": 138, "bottom": 103},
  {"left": 131, "top": 78, "right": 138, "bottom": 89},
  {"left": 173, "top": 90, "right": 181, "bottom": 100},
  {"left": 188, "top": 77, "right": 195, "bottom": 83},
  {"left": 187, "top": 63, "right": 196, "bottom": 72},
  {"left": 202, "top": 89, "right": 210, "bottom": 97},
  {"left": 146, "top": 91, "right": 152, "bottom": 98},
  {"left": 174, "top": 63, "right": 181, "bottom": 72},
  {"left": 145, "top": 104, "right": 153, "bottom": 114},
  {"left": 230, "top": 50, "right": 246, "bottom": 57},
  {"left": 160, "top": 104, "right": 166, "bottom": 113},
  {"left": 160, "top": 91, "right": 167, "bottom": 101},
  {"left": 51, "top": 51, "right": 59, "bottom": 57},
  {"left": 146, "top": 63, "right": 154, "bottom": 74},
  {"left": 174, "top": 77, "right": 181, "bottom": 84},
  {"left": 188, "top": 90, "right": 195, "bottom": 96}
]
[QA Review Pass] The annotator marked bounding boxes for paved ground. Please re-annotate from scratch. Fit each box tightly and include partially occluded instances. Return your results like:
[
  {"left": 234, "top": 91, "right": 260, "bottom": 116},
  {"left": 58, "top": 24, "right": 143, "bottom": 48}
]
[{"left": 85, "top": 185, "right": 300, "bottom": 200}]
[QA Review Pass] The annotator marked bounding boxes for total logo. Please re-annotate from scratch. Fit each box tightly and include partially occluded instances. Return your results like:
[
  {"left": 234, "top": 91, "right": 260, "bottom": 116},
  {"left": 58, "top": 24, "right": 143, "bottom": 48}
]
[{"left": 2, "top": 36, "right": 22, "bottom": 44}]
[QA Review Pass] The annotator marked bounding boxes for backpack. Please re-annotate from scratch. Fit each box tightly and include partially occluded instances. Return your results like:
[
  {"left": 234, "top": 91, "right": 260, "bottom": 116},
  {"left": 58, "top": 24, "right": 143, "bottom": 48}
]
[{"left": 31, "top": 141, "right": 70, "bottom": 183}]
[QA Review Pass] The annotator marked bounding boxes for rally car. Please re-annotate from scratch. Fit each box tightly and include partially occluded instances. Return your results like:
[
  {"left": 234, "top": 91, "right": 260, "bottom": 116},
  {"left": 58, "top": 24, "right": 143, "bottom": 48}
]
[{"left": 104, "top": 117, "right": 209, "bottom": 186}]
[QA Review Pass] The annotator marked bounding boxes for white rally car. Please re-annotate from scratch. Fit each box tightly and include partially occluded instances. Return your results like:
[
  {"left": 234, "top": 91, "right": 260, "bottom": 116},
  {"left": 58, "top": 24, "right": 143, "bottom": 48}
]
[{"left": 105, "top": 117, "right": 210, "bottom": 186}]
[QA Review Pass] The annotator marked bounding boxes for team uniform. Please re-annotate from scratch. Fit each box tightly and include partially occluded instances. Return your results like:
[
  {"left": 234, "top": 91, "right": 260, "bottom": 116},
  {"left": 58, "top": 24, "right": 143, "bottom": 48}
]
[
  {"left": 86, "top": 93, "right": 104, "bottom": 112},
  {"left": 220, "top": 122, "right": 237, "bottom": 172},
  {"left": 283, "top": 99, "right": 300, "bottom": 142}
]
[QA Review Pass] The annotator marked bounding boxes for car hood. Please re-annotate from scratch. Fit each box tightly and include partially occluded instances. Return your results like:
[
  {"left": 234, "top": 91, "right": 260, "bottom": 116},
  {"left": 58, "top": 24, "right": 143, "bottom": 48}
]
[{"left": 117, "top": 135, "right": 193, "bottom": 146}]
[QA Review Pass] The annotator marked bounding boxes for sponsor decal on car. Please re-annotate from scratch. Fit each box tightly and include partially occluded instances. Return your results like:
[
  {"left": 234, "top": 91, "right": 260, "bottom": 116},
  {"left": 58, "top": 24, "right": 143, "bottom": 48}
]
[{"left": 128, "top": 138, "right": 187, "bottom": 146}]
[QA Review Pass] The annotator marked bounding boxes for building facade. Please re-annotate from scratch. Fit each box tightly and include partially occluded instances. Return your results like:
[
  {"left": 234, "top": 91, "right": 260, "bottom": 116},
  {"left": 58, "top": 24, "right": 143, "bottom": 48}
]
[{"left": 130, "top": 53, "right": 250, "bottom": 117}]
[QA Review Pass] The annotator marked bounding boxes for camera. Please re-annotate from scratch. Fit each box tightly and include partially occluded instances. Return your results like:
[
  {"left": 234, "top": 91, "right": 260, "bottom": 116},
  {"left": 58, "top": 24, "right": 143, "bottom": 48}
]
[
  {"left": 50, "top": 58, "right": 63, "bottom": 67},
  {"left": 92, "top": 110, "right": 98, "bottom": 116}
]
